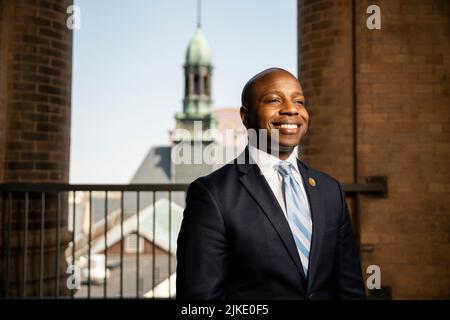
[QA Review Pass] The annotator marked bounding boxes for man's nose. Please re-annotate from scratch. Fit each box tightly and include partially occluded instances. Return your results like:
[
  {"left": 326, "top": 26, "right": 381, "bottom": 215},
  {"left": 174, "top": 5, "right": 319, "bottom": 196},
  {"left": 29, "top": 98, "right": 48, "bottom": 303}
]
[{"left": 279, "top": 101, "right": 299, "bottom": 115}]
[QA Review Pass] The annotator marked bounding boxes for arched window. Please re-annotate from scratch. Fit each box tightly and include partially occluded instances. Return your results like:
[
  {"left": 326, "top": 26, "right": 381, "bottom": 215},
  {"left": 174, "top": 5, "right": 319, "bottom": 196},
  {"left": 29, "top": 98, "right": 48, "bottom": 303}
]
[
  {"left": 194, "top": 74, "right": 200, "bottom": 95},
  {"left": 204, "top": 75, "right": 209, "bottom": 96},
  {"left": 185, "top": 74, "right": 189, "bottom": 96}
]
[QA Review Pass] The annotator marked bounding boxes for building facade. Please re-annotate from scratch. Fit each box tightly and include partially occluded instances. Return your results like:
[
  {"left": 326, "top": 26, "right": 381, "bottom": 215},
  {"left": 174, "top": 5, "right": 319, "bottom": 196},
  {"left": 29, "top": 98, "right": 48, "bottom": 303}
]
[{"left": 298, "top": 0, "right": 450, "bottom": 299}]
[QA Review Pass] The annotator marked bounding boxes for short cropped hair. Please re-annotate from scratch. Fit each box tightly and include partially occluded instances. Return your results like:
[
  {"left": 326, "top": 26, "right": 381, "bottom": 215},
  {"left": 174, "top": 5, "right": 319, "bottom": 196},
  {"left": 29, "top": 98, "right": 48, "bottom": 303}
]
[{"left": 241, "top": 67, "right": 298, "bottom": 107}]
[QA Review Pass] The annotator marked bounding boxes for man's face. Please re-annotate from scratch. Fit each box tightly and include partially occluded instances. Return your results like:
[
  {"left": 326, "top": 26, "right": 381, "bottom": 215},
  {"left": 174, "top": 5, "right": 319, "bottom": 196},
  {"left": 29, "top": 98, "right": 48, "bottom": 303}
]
[{"left": 241, "top": 70, "right": 309, "bottom": 153}]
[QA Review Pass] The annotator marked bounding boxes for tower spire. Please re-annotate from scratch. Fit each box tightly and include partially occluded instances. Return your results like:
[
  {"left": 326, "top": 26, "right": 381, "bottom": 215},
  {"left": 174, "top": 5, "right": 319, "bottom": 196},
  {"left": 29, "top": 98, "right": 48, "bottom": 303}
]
[{"left": 197, "top": 0, "right": 202, "bottom": 28}]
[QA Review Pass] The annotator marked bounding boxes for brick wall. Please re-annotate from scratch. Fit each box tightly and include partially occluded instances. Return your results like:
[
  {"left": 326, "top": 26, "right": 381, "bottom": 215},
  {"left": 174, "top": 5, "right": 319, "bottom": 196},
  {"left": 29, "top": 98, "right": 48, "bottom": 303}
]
[
  {"left": 0, "top": 0, "right": 72, "bottom": 183},
  {"left": 107, "top": 237, "right": 168, "bottom": 256},
  {"left": 298, "top": 0, "right": 355, "bottom": 183},
  {"left": 0, "top": 1, "right": 6, "bottom": 183},
  {"left": 355, "top": 0, "right": 450, "bottom": 299},
  {"left": 0, "top": 0, "right": 73, "bottom": 297},
  {"left": 298, "top": 0, "right": 450, "bottom": 299}
]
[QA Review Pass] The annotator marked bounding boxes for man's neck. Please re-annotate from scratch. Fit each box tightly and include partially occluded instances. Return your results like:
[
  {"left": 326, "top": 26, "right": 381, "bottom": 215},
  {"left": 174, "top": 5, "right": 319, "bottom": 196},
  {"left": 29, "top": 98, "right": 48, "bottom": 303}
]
[
  {"left": 249, "top": 143, "right": 296, "bottom": 161},
  {"left": 278, "top": 151, "right": 293, "bottom": 160}
]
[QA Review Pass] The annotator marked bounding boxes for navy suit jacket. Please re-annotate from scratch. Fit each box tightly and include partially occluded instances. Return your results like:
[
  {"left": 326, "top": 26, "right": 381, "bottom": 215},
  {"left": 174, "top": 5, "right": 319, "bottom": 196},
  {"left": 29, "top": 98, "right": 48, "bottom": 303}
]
[{"left": 176, "top": 149, "right": 366, "bottom": 300}]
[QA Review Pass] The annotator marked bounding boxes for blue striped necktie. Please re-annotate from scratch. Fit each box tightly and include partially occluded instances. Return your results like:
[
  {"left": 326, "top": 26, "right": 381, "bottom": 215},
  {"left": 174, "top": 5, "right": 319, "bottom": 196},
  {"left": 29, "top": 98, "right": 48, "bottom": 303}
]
[{"left": 275, "top": 161, "right": 312, "bottom": 276}]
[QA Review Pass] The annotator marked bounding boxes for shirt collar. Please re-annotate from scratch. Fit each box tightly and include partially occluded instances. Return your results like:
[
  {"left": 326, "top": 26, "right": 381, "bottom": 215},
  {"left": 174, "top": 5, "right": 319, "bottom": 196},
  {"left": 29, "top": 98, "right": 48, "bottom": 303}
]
[
  {"left": 283, "top": 147, "right": 300, "bottom": 174},
  {"left": 248, "top": 144, "right": 300, "bottom": 174}
]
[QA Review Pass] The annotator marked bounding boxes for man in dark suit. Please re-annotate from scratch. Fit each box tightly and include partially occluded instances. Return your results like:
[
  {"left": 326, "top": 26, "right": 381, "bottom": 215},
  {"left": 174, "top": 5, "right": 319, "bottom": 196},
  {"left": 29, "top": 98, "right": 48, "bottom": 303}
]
[{"left": 176, "top": 68, "right": 365, "bottom": 300}]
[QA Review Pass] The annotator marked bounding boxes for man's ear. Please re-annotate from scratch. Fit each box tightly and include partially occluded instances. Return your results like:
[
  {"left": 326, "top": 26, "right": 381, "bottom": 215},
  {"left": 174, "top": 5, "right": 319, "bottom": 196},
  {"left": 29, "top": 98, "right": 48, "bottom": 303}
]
[{"left": 240, "top": 105, "right": 250, "bottom": 129}]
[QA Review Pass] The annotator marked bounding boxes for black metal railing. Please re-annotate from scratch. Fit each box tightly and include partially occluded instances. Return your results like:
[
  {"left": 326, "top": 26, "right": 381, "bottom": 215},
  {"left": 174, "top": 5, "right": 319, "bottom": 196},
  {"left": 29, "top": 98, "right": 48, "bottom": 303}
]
[
  {"left": 0, "top": 178, "right": 387, "bottom": 299},
  {"left": 0, "top": 184, "right": 188, "bottom": 299}
]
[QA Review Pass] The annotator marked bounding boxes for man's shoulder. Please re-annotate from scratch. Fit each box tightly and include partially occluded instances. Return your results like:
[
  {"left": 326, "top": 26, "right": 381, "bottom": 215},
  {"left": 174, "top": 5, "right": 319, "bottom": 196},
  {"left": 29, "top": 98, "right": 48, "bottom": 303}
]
[
  {"left": 188, "top": 156, "right": 345, "bottom": 197},
  {"left": 297, "top": 159, "right": 343, "bottom": 192},
  {"left": 189, "top": 162, "right": 239, "bottom": 193}
]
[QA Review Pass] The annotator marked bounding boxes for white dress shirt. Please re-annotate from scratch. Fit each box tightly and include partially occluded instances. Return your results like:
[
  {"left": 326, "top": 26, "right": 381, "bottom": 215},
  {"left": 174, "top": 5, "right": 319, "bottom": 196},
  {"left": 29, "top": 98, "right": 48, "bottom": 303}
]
[{"left": 248, "top": 144, "right": 311, "bottom": 218}]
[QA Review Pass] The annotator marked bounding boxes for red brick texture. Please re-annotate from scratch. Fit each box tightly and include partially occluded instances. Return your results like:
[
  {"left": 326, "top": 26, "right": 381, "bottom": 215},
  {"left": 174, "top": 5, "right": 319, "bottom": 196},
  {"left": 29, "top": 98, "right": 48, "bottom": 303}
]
[
  {"left": 0, "top": 0, "right": 72, "bottom": 184},
  {"left": 0, "top": 0, "right": 73, "bottom": 297},
  {"left": 298, "top": 0, "right": 355, "bottom": 183},
  {"left": 107, "top": 238, "right": 168, "bottom": 257},
  {"left": 299, "top": 0, "right": 450, "bottom": 299}
]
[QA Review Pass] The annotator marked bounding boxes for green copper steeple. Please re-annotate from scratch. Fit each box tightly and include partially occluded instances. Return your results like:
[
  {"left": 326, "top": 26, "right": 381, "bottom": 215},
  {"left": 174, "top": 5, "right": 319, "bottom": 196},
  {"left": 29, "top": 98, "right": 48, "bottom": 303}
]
[
  {"left": 180, "top": 26, "right": 214, "bottom": 118},
  {"left": 174, "top": 3, "right": 217, "bottom": 143},
  {"left": 185, "top": 28, "right": 212, "bottom": 67}
]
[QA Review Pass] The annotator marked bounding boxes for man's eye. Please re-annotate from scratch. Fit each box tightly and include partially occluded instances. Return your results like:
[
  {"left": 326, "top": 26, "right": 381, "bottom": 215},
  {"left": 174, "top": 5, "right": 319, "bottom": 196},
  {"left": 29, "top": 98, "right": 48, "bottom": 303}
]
[
  {"left": 267, "top": 99, "right": 280, "bottom": 103},
  {"left": 295, "top": 100, "right": 304, "bottom": 105}
]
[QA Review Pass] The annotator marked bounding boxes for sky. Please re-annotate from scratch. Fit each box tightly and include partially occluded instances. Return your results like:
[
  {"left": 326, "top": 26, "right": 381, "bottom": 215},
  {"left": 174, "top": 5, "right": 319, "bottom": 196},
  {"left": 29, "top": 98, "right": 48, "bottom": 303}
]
[{"left": 70, "top": 0, "right": 297, "bottom": 183}]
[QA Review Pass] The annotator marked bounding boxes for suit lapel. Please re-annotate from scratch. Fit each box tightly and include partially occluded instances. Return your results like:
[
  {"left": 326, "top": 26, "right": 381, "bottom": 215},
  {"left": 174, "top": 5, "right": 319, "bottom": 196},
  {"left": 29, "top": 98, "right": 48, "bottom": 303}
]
[
  {"left": 237, "top": 150, "right": 306, "bottom": 281},
  {"left": 297, "top": 159, "right": 326, "bottom": 291}
]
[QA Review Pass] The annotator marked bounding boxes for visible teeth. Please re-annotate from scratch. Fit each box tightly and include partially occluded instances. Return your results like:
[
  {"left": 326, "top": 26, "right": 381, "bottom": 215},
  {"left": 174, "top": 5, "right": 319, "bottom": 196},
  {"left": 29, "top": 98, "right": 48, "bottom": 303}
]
[{"left": 276, "top": 124, "right": 298, "bottom": 129}]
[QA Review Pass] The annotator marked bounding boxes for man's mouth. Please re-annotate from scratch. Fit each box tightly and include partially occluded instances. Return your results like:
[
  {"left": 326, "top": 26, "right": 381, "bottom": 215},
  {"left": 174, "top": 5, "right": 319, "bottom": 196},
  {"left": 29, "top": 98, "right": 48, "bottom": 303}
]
[
  {"left": 271, "top": 122, "right": 302, "bottom": 136},
  {"left": 273, "top": 123, "right": 300, "bottom": 129}
]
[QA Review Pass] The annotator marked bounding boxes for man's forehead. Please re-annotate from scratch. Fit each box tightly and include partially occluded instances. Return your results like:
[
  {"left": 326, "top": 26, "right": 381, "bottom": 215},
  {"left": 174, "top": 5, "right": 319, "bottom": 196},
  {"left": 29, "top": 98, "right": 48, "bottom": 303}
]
[
  {"left": 251, "top": 70, "right": 302, "bottom": 92},
  {"left": 242, "top": 68, "right": 303, "bottom": 106},
  {"left": 251, "top": 69, "right": 296, "bottom": 85}
]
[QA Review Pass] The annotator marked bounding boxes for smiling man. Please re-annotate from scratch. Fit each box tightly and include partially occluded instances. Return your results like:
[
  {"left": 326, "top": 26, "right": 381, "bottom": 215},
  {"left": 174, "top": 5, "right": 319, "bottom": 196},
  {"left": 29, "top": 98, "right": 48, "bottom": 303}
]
[{"left": 176, "top": 68, "right": 365, "bottom": 300}]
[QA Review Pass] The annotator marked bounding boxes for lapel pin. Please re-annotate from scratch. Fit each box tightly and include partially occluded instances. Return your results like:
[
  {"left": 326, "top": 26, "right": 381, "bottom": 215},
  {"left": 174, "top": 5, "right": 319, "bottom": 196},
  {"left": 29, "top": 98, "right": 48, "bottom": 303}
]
[{"left": 308, "top": 177, "right": 316, "bottom": 187}]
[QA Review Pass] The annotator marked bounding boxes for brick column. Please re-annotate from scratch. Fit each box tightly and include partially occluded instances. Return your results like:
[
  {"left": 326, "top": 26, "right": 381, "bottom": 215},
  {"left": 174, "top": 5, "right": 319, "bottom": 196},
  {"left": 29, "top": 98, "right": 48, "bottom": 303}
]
[
  {"left": 0, "top": 0, "right": 73, "bottom": 297},
  {"left": 298, "top": 0, "right": 355, "bottom": 183},
  {"left": 299, "top": 0, "right": 450, "bottom": 298}
]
